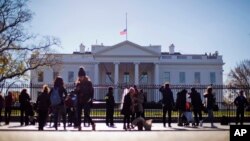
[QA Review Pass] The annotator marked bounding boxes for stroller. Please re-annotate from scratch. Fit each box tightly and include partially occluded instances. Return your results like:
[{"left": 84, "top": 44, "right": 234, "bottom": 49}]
[{"left": 182, "top": 102, "right": 194, "bottom": 126}]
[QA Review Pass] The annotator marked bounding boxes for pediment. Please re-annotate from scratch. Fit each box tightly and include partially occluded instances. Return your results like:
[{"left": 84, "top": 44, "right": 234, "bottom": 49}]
[{"left": 94, "top": 41, "right": 160, "bottom": 57}]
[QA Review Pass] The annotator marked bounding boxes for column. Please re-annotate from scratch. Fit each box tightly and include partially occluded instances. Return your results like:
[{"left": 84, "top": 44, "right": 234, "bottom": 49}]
[
  {"left": 114, "top": 62, "right": 119, "bottom": 85},
  {"left": 94, "top": 62, "right": 99, "bottom": 100},
  {"left": 94, "top": 62, "right": 99, "bottom": 85},
  {"left": 134, "top": 62, "right": 139, "bottom": 85},
  {"left": 114, "top": 62, "right": 119, "bottom": 102},
  {"left": 154, "top": 63, "right": 160, "bottom": 102},
  {"left": 154, "top": 63, "right": 159, "bottom": 85}
]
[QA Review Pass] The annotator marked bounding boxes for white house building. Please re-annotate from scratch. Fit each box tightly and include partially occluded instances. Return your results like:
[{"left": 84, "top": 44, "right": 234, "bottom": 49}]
[{"left": 30, "top": 40, "right": 224, "bottom": 102}]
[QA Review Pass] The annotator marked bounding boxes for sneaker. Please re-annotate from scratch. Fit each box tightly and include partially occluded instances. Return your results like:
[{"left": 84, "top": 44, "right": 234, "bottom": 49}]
[
  {"left": 110, "top": 124, "right": 116, "bottom": 128},
  {"left": 177, "top": 123, "right": 183, "bottom": 126},
  {"left": 123, "top": 125, "right": 127, "bottom": 131},
  {"left": 211, "top": 124, "right": 217, "bottom": 128},
  {"left": 199, "top": 120, "right": 203, "bottom": 127}
]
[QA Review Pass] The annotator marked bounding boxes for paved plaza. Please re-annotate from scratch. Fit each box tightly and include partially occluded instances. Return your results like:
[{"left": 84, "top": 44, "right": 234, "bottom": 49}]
[{"left": 0, "top": 122, "right": 232, "bottom": 141}]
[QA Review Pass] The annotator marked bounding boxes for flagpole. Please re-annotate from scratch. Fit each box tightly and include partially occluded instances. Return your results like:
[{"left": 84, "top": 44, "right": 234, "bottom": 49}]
[{"left": 126, "top": 13, "right": 128, "bottom": 40}]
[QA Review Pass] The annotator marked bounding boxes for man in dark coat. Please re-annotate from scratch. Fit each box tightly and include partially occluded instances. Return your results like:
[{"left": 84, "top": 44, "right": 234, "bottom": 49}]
[
  {"left": 189, "top": 87, "right": 203, "bottom": 126},
  {"left": 159, "top": 83, "right": 174, "bottom": 127},
  {"left": 5, "top": 91, "right": 13, "bottom": 125},
  {"left": 234, "top": 90, "right": 248, "bottom": 125},
  {"left": 105, "top": 86, "right": 115, "bottom": 127},
  {"left": 19, "top": 89, "right": 31, "bottom": 126},
  {"left": 75, "top": 67, "right": 95, "bottom": 131}
]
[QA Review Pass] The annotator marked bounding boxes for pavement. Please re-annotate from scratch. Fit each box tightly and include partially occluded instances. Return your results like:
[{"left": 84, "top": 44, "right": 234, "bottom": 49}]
[
  {"left": 0, "top": 121, "right": 230, "bottom": 131},
  {"left": 0, "top": 122, "right": 233, "bottom": 141}
]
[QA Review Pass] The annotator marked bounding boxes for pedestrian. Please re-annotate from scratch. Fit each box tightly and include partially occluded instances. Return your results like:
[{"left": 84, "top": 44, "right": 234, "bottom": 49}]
[
  {"left": 75, "top": 67, "right": 95, "bottom": 131},
  {"left": 121, "top": 87, "right": 135, "bottom": 131},
  {"left": 49, "top": 76, "right": 67, "bottom": 130},
  {"left": 234, "top": 90, "right": 248, "bottom": 125},
  {"left": 0, "top": 92, "right": 4, "bottom": 125},
  {"left": 140, "top": 89, "right": 147, "bottom": 119},
  {"left": 19, "top": 88, "right": 31, "bottom": 126},
  {"left": 202, "top": 86, "right": 216, "bottom": 128},
  {"left": 133, "top": 88, "right": 144, "bottom": 119},
  {"left": 105, "top": 86, "right": 115, "bottom": 127},
  {"left": 4, "top": 91, "right": 13, "bottom": 125},
  {"left": 176, "top": 89, "right": 187, "bottom": 126},
  {"left": 36, "top": 85, "right": 51, "bottom": 130},
  {"left": 159, "top": 82, "right": 174, "bottom": 127},
  {"left": 189, "top": 87, "right": 203, "bottom": 126},
  {"left": 64, "top": 92, "right": 75, "bottom": 127},
  {"left": 131, "top": 85, "right": 139, "bottom": 122}
]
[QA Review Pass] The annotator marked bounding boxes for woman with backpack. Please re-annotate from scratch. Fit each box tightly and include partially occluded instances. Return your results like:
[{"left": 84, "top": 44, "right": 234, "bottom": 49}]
[{"left": 50, "top": 76, "right": 68, "bottom": 130}]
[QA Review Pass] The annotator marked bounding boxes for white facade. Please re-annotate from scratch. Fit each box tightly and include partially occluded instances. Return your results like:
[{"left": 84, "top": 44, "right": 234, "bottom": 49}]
[{"left": 30, "top": 40, "right": 224, "bottom": 101}]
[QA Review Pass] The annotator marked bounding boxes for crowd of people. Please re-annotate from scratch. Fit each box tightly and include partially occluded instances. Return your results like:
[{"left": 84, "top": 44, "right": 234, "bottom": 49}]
[
  {"left": 159, "top": 83, "right": 249, "bottom": 128},
  {"left": 0, "top": 67, "right": 249, "bottom": 130}
]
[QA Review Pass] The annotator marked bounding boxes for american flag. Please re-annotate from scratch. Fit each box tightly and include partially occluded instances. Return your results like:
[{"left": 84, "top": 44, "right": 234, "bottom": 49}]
[{"left": 120, "top": 29, "right": 127, "bottom": 35}]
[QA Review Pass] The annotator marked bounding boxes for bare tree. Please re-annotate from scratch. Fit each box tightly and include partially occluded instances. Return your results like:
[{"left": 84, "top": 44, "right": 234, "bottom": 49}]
[
  {"left": 228, "top": 60, "right": 250, "bottom": 97},
  {"left": 0, "top": 0, "right": 60, "bottom": 84}
]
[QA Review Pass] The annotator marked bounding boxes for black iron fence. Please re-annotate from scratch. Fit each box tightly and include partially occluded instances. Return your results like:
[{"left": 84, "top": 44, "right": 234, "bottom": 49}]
[{"left": 0, "top": 84, "right": 250, "bottom": 122}]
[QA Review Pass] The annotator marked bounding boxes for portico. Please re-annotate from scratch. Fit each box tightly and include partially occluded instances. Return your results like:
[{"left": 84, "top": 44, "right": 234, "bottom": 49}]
[{"left": 92, "top": 41, "right": 161, "bottom": 86}]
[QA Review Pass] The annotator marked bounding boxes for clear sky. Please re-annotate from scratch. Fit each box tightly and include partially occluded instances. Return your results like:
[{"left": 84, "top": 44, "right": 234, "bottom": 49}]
[{"left": 28, "top": 0, "right": 250, "bottom": 82}]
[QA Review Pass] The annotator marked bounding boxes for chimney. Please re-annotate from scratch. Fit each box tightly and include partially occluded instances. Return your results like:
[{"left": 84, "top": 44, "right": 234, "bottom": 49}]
[
  {"left": 79, "top": 43, "right": 85, "bottom": 53},
  {"left": 169, "top": 44, "right": 175, "bottom": 54}
]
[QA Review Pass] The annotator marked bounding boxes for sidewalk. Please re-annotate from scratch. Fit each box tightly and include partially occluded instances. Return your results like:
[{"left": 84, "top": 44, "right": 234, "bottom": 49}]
[
  {"left": 0, "top": 122, "right": 234, "bottom": 141},
  {"left": 0, "top": 122, "right": 230, "bottom": 131}
]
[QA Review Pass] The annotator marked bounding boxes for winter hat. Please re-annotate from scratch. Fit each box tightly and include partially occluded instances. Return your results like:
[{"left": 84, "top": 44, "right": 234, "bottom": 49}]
[{"left": 78, "top": 67, "right": 86, "bottom": 77}]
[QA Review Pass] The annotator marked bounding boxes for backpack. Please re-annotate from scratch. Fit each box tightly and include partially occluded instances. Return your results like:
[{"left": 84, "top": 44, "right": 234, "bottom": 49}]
[{"left": 50, "top": 88, "right": 61, "bottom": 106}]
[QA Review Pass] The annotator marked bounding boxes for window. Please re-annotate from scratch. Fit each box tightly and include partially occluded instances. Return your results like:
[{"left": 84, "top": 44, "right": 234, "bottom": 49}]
[
  {"left": 105, "top": 72, "right": 113, "bottom": 84},
  {"left": 194, "top": 72, "right": 201, "bottom": 84},
  {"left": 53, "top": 71, "right": 59, "bottom": 80},
  {"left": 179, "top": 72, "right": 186, "bottom": 84},
  {"left": 37, "top": 71, "right": 44, "bottom": 82},
  {"left": 162, "top": 72, "right": 170, "bottom": 83},
  {"left": 123, "top": 72, "right": 130, "bottom": 83},
  {"left": 210, "top": 72, "right": 216, "bottom": 84},
  {"left": 140, "top": 72, "right": 148, "bottom": 84},
  {"left": 68, "top": 71, "right": 74, "bottom": 82}
]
